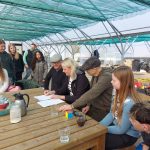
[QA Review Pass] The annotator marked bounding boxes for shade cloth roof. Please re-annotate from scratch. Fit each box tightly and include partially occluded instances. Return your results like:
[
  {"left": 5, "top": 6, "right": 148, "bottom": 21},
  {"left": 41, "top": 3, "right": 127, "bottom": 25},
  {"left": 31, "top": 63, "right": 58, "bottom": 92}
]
[{"left": 0, "top": 0, "right": 150, "bottom": 41}]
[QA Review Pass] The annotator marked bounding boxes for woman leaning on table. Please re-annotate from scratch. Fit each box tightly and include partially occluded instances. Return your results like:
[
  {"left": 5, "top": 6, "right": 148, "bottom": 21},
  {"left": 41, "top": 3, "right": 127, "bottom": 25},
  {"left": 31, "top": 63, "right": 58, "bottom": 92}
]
[{"left": 44, "top": 58, "right": 90, "bottom": 104}]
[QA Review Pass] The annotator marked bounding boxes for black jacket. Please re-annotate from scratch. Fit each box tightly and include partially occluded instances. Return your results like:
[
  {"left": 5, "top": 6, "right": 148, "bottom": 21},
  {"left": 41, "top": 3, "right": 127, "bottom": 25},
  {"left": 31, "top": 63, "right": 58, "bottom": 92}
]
[
  {"left": 56, "top": 70, "right": 90, "bottom": 104},
  {"left": 0, "top": 51, "right": 15, "bottom": 82},
  {"left": 12, "top": 53, "right": 24, "bottom": 74},
  {"left": 44, "top": 67, "right": 66, "bottom": 91},
  {"left": 26, "top": 50, "right": 35, "bottom": 67}
]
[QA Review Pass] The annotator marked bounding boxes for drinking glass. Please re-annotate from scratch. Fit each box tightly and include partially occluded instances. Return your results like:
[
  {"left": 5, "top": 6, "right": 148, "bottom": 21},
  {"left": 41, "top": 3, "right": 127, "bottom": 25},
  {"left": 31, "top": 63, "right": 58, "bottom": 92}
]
[
  {"left": 50, "top": 105, "right": 58, "bottom": 117},
  {"left": 59, "top": 127, "right": 70, "bottom": 143}
]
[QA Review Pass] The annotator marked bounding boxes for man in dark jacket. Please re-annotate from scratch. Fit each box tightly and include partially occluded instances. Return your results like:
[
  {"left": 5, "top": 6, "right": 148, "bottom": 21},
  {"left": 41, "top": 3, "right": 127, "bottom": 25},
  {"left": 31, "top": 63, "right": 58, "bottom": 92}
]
[
  {"left": 59, "top": 56, "right": 113, "bottom": 121},
  {"left": 0, "top": 39, "right": 15, "bottom": 83},
  {"left": 44, "top": 54, "right": 66, "bottom": 95}
]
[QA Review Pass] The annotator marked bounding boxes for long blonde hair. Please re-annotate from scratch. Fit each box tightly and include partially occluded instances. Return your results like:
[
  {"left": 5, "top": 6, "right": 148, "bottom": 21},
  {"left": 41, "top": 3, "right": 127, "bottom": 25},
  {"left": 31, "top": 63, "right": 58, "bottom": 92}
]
[
  {"left": 8, "top": 43, "right": 19, "bottom": 60},
  {"left": 112, "top": 66, "right": 141, "bottom": 124},
  {"left": 61, "top": 58, "right": 78, "bottom": 79}
]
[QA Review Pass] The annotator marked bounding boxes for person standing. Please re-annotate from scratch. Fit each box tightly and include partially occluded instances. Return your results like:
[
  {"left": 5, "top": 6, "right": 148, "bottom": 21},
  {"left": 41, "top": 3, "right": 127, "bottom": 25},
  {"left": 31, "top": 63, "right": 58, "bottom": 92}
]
[
  {"left": 23, "top": 43, "right": 38, "bottom": 79},
  {"left": 44, "top": 54, "right": 66, "bottom": 95},
  {"left": 0, "top": 39, "right": 15, "bottom": 83},
  {"left": 8, "top": 43, "right": 24, "bottom": 81},
  {"left": 31, "top": 51, "right": 48, "bottom": 86}
]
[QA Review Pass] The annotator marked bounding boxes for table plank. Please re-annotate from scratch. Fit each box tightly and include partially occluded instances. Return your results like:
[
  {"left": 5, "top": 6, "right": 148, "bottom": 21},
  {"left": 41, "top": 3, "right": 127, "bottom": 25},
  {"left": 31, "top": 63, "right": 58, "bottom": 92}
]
[
  {"left": 1, "top": 119, "right": 96, "bottom": 149},
  {"left": 31, "top": 125, "right": 107, "bottom": 150}
]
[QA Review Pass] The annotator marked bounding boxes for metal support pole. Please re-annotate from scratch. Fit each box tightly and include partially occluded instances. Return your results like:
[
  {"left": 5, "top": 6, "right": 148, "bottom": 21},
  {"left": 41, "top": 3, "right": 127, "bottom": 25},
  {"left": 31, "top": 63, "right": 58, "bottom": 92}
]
[
  {"left": 58, "top": 33, "right": 75, "bottom": 58},
  {"left": 124, "top": 35, "right": 138, "bottom": 54},
  {"left": 88, "top": 0, "right": 128, "bottom": 63},
  {"left": 55, "top": 33, "right": 74, "bottom": 57}
]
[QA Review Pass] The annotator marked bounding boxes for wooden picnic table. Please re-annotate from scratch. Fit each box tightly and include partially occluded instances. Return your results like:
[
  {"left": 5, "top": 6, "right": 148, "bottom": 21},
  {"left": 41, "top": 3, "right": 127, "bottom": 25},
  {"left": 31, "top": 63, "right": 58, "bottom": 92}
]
[{"left": 0, "top": 88, "right": 107, "bottom": 150}]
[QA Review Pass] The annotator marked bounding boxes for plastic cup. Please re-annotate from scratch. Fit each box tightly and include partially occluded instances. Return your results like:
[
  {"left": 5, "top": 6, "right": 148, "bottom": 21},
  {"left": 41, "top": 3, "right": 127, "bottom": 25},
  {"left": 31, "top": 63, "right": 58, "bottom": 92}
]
[
  {"left": 50, "top": 105, "right": 58, "bottom": 117},
  {"left": 59, "top": 127, "right": 70, "bottom": 143}
]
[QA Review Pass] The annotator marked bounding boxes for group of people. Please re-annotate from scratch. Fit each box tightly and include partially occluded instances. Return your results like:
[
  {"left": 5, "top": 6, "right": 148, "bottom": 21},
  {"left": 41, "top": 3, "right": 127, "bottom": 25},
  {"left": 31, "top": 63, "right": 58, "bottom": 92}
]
[
  {"left": 0, "top": 39, "right": 48, "bottom": 92},
  {"left": 0, "top": 40, "right": 21, "bottom": 93},
  {"left": 43, "top": 55, "right": 150, "bottom": 150},
  {"left": 0, "top": 39, "right": 149, "bottom": 149}
]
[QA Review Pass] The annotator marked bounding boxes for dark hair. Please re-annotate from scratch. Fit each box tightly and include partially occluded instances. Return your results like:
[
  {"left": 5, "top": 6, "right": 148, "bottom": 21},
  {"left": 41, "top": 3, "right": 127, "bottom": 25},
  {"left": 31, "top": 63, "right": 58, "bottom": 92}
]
[
  {"left": 130, "top": 101, "right": 150, "bottom": 124},
  {"left": 81, "top": 56, "right": 101, "bottom": 71},
  {"left": 31, "top": 51, "right": 45, "bottom": 70},
  {"left": 0, "top": 39, "right": 5, "bottom": 45},
  {"left": 31, "top": 43, "right": 37, "bottom": 47}
]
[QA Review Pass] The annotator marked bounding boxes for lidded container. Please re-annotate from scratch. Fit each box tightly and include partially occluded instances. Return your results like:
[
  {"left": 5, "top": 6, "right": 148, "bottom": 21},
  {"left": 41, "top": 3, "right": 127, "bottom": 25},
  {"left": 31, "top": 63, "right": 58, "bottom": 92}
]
[
  {"left": 13, "top": 93, "right": 29, "bottom": 117},
  {"left": 10, "top": 102, "right": 21, "bottom": 123}
]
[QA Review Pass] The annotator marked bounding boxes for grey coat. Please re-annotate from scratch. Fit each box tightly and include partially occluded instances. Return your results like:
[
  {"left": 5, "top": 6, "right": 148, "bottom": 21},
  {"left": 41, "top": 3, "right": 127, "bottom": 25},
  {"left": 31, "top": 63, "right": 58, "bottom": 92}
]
[{"left": 32, "top": 61, "right": 48, "bottom": 86}]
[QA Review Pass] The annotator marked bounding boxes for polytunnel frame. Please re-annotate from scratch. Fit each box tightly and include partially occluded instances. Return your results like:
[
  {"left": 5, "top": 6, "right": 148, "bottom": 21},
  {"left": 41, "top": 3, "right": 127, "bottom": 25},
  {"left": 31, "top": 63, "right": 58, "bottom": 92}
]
[
  {"left": 29, "top": 0, "right": 150, "bottom": 62},
  {"left": 1, "top": 0, "right": 149, "bottom": 60}
]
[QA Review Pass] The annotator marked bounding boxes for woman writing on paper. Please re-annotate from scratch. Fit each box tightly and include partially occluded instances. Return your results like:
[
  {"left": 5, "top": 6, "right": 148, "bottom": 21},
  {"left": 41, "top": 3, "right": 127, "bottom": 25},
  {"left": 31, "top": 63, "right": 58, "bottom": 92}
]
[{"left": 45, "top": 58, "right": 90, "bottom": 104}]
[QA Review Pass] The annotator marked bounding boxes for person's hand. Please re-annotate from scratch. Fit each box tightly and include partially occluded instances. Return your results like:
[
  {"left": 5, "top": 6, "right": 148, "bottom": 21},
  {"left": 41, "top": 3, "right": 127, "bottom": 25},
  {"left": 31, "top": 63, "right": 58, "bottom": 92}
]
[
  {"left": 50, "top": 95, "right": 65, "bottom": 100},
  {"left": 44, "top": 90, "right": 50, "bottom": 95},
  {"left": 25, "top": 64, "right": 29, "bottom": 69},
  {"left": 59, "top": 105, "right": 72, "bottom": 112},
  {"left": 82, "top": 105, "right": 90, "bottom": 114},
  {"left": 50, "top": 94, "right": 60, "bottom": 99},
  {"left": 11, "top": 85, "right": 15, "bottom": 88},
  {"left": 143, "top": 144, "right": 149, "bottom": 150},
  {"left": 44, "top": 90, "right": 55, "bottom": 96}
]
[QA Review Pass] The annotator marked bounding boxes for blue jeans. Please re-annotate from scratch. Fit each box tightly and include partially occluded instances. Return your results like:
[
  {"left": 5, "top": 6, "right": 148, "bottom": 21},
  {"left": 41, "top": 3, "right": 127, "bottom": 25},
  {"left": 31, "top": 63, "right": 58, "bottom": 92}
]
[{"left": 24, "top": 68, "right": 32, "bottom": 80}]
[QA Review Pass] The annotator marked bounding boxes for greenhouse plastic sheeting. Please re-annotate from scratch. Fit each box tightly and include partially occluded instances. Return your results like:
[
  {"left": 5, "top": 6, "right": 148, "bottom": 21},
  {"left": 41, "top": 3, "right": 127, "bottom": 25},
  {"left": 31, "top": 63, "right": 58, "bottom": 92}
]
[{"left": 0, "top": 0, "right": 149, "bottom": 41}]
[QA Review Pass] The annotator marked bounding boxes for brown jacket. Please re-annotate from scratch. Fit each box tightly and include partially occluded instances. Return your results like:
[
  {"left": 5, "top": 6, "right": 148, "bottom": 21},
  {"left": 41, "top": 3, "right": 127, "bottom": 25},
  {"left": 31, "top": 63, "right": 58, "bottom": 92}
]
[{"left": 73, "top": 68, "right": 113, "bottom": 121}]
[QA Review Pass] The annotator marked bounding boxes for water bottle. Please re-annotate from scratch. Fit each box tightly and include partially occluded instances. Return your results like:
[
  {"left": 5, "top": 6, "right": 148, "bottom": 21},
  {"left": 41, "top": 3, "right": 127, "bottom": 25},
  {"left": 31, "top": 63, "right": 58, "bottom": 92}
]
[{"left": 10, "top": 103, "right": 21, "bottom": 123}]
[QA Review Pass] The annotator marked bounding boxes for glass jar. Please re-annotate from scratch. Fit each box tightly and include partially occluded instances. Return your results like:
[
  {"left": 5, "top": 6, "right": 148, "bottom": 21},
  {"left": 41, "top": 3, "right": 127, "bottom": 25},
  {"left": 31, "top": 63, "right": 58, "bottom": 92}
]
[
  {"left": 10, "top": 103, "right": 21, "bottom": 123},
  {"left": 76, "top": 113, "right": 86, "bottom": 127}
]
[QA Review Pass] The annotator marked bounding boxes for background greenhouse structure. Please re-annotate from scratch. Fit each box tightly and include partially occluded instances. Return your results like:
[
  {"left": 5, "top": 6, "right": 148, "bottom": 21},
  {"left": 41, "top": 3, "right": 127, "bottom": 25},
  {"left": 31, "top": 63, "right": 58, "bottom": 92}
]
[{"left": 0, "top": 0, "right": 150, "bottom": 66}]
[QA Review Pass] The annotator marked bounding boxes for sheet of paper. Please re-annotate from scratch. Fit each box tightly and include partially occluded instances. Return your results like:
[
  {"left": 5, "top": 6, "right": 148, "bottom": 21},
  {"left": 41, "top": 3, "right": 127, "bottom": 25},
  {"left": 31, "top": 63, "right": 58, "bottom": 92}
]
[
  {"left": 37, "top": 99, "right": 64, "bottom": 107},
  {"left": 34, "top": 95, "right": 51, "bottom": 101}
]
